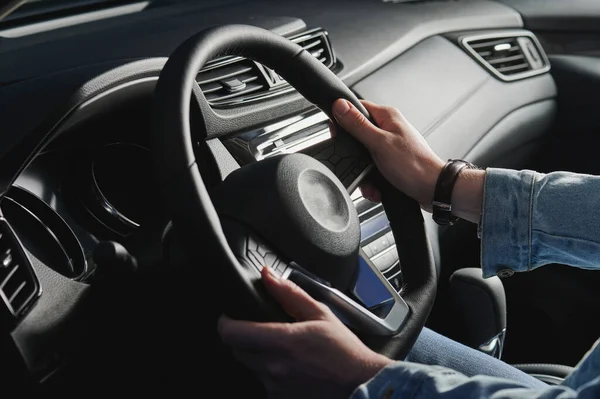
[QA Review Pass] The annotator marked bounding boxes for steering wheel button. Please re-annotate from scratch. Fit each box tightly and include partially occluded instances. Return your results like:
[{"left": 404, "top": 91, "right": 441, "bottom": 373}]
[
  {"left": 389, "top": 247, "right": 399, "bottom": 263},
  {"left": 264, "top": 253, "right": 278, "bottom": 268},
  {"left": 313, "top": 145, "right": 335, "bottom": 161},
  {"left": 247, "top": 250, "right": 263, "bottom": 270},
  {"left": 257, "top": 246, "right": 267, "bottom": 257},
  {"left": 247, "top": 236, "right": 259, "bottom": 251},
  {"left": 276, "top": 263, "right": 288, "bottom": 275},
  {"left": 335, "top": 158, "right": 355, "bottom": 176},
  {"left": 369, "top": 235, "right": 390, "bottom": 256},
  {"left": 385, "top": 231, "right": 395, "bottom": 244},
  {"left": 367, "top": 241, "right": 380, "bottom": 254},
  {"left": 362, "top": 245, "right": 373, "bottom": 257},
  {"left": 374, "top": 251, "right": 396, "bottom": 272},
  {"left": 372, "top": 255, "right": 388, "bottom": 270}
]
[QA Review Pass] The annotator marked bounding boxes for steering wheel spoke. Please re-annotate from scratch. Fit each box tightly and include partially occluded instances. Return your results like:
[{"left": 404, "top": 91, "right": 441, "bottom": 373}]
[
  {"left": 222, "top": 217, "right": 409, "bottom": 336},
  {"left": 302, "top": 134, "right": 374, "bottom": 193}
]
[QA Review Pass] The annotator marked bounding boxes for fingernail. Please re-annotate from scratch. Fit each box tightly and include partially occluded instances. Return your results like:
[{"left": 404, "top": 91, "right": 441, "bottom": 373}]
[{"left": 333, "top": 99, "right": 350, "bottom": 118}]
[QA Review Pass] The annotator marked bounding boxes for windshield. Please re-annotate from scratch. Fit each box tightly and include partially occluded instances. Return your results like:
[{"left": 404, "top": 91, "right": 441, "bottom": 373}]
[{"left": 0, "top": 0, "right": 171, "bottom": 26}]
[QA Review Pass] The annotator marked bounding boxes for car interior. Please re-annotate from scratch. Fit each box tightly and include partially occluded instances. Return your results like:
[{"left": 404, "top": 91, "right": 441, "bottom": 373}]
[{"left": 1, "top": 0, "right": 600, "bottom": 395}]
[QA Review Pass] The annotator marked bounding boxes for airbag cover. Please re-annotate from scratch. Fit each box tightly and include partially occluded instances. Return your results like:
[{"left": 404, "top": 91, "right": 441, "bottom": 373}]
[{"left": 213, "top": 153, "right": 360, "bottom": 290}]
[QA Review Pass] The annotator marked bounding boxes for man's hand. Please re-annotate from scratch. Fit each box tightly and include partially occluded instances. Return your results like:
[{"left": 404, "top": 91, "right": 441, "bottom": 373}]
[
  {"left": 333, "top": 99, "right": 485, "bottom": 222},
  {"left": 332, "top": 99, "right": 445, "bottom": 210},
  {"left": 218, "top": 267, "right": 394, "bottom": 399}
]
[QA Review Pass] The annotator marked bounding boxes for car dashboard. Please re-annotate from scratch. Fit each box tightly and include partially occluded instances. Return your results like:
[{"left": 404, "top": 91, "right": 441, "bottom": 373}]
[{"left": 0, "top": 0, "right": 559, "bottom": 387}]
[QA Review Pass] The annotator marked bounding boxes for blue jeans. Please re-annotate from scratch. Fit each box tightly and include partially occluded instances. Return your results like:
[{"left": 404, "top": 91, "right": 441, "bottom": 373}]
[{"left": 406, "top": 328, "right": 547, "bottom": 389}]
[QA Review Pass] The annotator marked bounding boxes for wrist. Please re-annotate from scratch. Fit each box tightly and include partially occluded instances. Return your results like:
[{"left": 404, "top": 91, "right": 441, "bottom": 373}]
[
  {"left": 420, "top": 158, "right": 445, "bottom": 208},
  {"left": 451, "top": 168, "right": 486, "bottom": 224}
]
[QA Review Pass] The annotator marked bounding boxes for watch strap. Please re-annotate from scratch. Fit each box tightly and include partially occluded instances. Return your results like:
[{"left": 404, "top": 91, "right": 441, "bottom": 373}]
[{"left": 432, "top": 159, "right": 473, "bottom": 225}]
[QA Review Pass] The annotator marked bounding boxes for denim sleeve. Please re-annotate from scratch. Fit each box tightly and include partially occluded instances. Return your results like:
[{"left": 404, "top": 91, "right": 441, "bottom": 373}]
[
  {"left": 480, "top": 168, "right": 600, "bottom": 278},
  {"left": 351, "top": 361, "right": 600, "bottom": 399}
]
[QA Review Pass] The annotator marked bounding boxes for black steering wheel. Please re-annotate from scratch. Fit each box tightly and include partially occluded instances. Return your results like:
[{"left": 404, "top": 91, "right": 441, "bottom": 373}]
[{"left": 153, "top": 24, "right": 437, "bottom": 360}]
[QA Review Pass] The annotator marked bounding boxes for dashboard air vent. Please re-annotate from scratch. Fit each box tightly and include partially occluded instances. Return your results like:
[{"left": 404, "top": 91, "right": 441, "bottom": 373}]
[
  {"left": 197, "top": 28, "right": 338, "bottom": 107},
  {"left": 461, "top": 32, "right": 550, "bottom": 82},
  {"left": 0, "top": 218, "right": 40, "bottom": 318},
  {"left": 197, "top": 59, "right": 266, "bottom": 105},
  {"left": 291, "top": 29, "right": 335, "bottom": 69}
]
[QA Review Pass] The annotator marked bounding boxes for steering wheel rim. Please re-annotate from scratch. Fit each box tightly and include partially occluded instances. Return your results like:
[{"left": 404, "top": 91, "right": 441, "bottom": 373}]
[{"left": 153, "top": 24, "right": 437, "bottom": 359}]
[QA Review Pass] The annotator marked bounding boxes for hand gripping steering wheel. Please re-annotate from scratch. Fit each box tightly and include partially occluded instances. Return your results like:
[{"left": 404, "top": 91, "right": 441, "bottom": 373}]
[{"left": 153, "top": 25, "right": 437, "bottom": 359}]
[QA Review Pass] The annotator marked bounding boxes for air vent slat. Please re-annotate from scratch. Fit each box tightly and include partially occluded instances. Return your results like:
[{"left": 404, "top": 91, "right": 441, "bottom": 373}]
[
  {"left": 0, "top": 219, "right": 40, "bottom": 319},
  {"left": 1, "top": 264, "right": 19, "bottom": 291},
  {"left": 301, "top": 39, "right": 322, "bottom": 51},
  {"left": 200, "top": 81, "right": 223, "bottom": 94},
  {"left": 8, "top": 280, "right": 26, "bottom": 303},
  {"left": 311, "top": 48, "right": 325, "bottom": 58},
  {"left": 496, "top": 63, "right": 531, "bottom": 73},
  {"left": 469, "top": 38, "right": 514, "bottom": 49},
  {"left": 487, "top": 54, "right": 525, "bottom": 65},
  {"left": 206, "top": 82, "right": 266, "bottom": 103},
  {"left": 199, "top": 73, "right": 260, "bottom": 95},
  {"left": 462, "top": 32, "right": 549, "bottom": 81},
  {"left": 197, "top": 28, "right": 337, "bottom": 107},
  {"left": 196, "top": 64, "right": 254, "bottom": 85},
  {"left": 293, "top": 31, "right": 334, "bottom": 69}
]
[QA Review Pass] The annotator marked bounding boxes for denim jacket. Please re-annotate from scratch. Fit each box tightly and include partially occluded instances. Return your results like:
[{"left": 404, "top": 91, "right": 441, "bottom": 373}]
[{"left": 352, "top": 168, "right": 600, "bottom": 399}]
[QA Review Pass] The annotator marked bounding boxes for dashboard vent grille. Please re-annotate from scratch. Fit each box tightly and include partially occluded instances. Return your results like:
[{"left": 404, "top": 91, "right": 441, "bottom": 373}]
[
  {"left": 197, "top": 28, "right": 338, "bottom": 107},
  {"left": 461, "top": 32, "right": 550, "bottom": 82},
  {"left": 197, "top": 59, "right": 267, "bottom": 105},
  {"left": 291, "top": 29, "right": 335, "bottom": 69},
  {"left": 0, "top": 218, "right": 39, "bottom": 318}
]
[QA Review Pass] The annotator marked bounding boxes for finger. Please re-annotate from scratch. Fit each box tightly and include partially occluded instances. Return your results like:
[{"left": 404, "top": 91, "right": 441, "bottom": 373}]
[
  {"left": 261, "top": 267, "right": 330, "bottom": 322},
  {"left": 359, "top": 182, "right": 382, "bottom": 203},
  {"left": 218, "top": 314, "right": 291, "bottom": 350},
  {"left": 332, "top": 99, "right": 384, "bottom": 148},
  {"left": 359, "top": 100, "right": 405, "bottom": 129}
]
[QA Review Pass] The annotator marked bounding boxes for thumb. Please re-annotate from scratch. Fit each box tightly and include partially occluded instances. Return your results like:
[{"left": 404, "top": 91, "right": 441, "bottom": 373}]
[
  {"left": 261, "top": 267, "right": 330, "bottom": 321},
  {"left": 332, "top": 99, "right": 383, "bottom": 148}
]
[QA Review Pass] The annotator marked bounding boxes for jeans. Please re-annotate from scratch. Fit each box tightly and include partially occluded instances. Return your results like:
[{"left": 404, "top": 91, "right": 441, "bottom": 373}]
[{"left": 406, "top": 328, "right": 547, "bottom": 389}]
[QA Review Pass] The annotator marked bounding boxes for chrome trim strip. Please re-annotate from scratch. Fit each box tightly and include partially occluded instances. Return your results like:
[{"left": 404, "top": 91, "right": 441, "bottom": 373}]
[
  {"left": 227, "top": 108, "right": 331, "bottom": 160},
  {"left": 358, "top": 202, "right": 383, "bottom": 218},
  {"left": 2, "top": 196, "right": 87, "bottom": 280},
  {"left": 478, "top": 328, "right": 506, "bottom": 359},
  {"left": 460, "top": 30, "right": 550, "bottom": 82},
  {"left": 285, "top": 263, "right": 408, "bottom": 336}
]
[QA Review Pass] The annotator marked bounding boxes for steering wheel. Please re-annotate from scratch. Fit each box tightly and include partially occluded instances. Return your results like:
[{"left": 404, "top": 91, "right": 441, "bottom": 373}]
[{"left": 153, "top": 25, "right": 437, "bottom": 359}]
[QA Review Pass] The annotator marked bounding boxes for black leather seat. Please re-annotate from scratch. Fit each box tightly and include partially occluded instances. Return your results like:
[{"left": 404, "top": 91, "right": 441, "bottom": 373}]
[
  {"left": 513, "top": 363, "right": 575, "bottom": 385},
  {"left": 449, "top": 268, "right": 575, "bottom": 386}
]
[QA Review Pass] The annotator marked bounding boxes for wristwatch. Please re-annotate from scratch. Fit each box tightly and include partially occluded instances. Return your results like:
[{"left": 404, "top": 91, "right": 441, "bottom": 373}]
[{"left": 432, "top": 159, "right": 477, "bottom": 226}]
